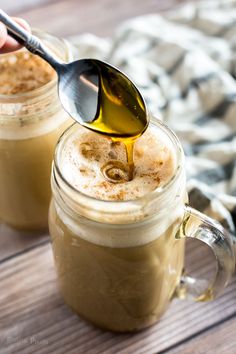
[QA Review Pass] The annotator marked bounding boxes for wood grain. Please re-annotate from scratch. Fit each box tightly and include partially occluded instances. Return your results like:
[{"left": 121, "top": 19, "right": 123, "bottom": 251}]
[
  {"left": 168, "top": 316, "right": 236, "bottom": 354},
  {"left": 0, "top": 224, "right": 49, "bottom": 263},
  {"left": 12, "top": 0, "right": 195, "bottom": 37},
  {"left": 0, "top": 240, "right": 235, "bottom": 354},
  {"left": 0, "top": 0, "right": 56, "bottom": 15}
]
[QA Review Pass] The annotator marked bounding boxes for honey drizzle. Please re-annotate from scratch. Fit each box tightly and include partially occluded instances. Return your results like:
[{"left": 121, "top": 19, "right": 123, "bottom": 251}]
[
  {"left": 84, "top": 67, "right": 148, "bottom": 183},
  {"left": 110, "top": 137, "right": 135, "bottom": 181}
]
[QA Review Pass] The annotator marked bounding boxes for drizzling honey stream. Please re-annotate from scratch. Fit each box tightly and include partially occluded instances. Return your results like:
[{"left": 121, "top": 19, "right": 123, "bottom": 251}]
[{"left": 82, "top": 66, "right": 148, "bottom": 182}]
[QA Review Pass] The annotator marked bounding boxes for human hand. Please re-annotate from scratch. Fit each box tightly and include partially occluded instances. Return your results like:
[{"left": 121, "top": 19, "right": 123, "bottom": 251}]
[{"left": 0, "top": 17, "right": 30, "bottom": 54}]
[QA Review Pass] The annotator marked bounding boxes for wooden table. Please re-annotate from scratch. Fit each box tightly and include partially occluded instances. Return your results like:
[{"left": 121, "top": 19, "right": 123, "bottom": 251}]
[{"left": 0, "top": 1, "right": 236, "bottom": 353}]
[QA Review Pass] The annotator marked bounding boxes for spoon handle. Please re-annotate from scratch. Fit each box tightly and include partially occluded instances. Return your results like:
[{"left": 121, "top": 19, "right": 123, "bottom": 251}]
[{"left": 0, "top": 9, "right": 62, "bottom": 70}]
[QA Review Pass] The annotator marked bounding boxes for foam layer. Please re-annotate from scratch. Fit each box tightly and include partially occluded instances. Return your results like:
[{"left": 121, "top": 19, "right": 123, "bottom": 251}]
[
  {"left": 0, "top": 110, "right": 71, "bottom": 140},
  {"left": 54, "top": 200, "right": 185, "bottom": 247},
  {"left": 54, "top": 123, "right": 186, "bottom": 247},
  {"left": 0, "top": 49, "right": 69, "bottom": 140},
  {"left": 61, "top": 125, "right": 176, "bottom": 201},
  {"left": 0, "top": 51, "right": 55, "bottom": 95}
]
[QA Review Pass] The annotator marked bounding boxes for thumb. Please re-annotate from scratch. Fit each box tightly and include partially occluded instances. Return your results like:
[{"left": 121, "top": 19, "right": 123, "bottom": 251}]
[
  {"left": 0, "top": 22, "right": 7, "bottom": 49},
  {"left": 0, "top": 17, "right": 31, "bottom": 54}
]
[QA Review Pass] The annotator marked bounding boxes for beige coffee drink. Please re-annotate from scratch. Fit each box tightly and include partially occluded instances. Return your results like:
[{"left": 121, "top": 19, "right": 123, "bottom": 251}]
[
  {"left": 49, "top": 122, "right": 186, "bottom": 332},
  {"left": 0, "top": 45, "right": 72, "bottom": 231}
]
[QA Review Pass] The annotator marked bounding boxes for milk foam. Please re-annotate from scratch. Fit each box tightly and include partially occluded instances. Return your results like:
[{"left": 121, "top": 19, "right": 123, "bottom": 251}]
[
  {"left": 0, "top": 110, "right": 70, "bottom": 140},
  {"left": 54, "top": 123, "right": 186, "bottom": 247},
  {"left": 0, "top": 49, "right": 69, "bottom": 140},
  {"left": 61, "top": 125, "right": 177, "bottom": 201},
  {"left": 54, "top": 199, "right": 185, "bottom": 247}
]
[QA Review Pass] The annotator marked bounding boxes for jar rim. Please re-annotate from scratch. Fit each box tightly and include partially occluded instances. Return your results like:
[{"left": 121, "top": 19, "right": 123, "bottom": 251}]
[
  {"left": 0, "top": 28, "right": 61, "bottom": 103},
  {"left": 0, "top": 73, "right": 57, "bottom": 102},
  {"left": 0, "top": 29, "right": 72, "bottom": 127},
  {"left": 53, "top": 117, "right": 184, "bottom": 217}
]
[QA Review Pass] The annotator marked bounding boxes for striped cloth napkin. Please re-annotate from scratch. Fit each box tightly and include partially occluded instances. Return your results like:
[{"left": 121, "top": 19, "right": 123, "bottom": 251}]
[{"left": 69, "top": 0, "right": 236, "bottom": 249}]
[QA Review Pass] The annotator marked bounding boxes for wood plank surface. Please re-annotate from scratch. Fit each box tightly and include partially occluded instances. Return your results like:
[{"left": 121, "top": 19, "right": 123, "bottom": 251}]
[
  {"left": 0, "top": 0, "right": 55, "bottom": 14},
  {"left": 0, "top": 224, "right": 49, "bottom": 262},
  {"left": 0, "top": 239, "right": 235, "bottom": 354},
  {"left": 1, "top": 0, "right": 236, "bottom": 353},
  {"left": 1, "top": 0, "right": 195, "bottom": 37},
  {"left": 169, "top": 316, "right": 236, "bottom": 354}
]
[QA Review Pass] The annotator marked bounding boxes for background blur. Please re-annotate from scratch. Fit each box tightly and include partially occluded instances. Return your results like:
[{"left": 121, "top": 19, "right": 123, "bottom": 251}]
[{"left": 0, "top": 0, "right": 194, "bottom": 37}]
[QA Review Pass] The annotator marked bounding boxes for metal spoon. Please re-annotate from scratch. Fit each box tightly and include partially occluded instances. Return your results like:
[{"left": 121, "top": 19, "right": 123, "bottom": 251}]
[{"left": 0, "top": 9, "right": 148, "bottom": 136}]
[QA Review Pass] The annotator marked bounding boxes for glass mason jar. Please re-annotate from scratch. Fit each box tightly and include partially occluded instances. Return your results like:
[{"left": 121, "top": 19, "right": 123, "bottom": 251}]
[
  {"left": 49, "top": 118, "right": 235, "bottom": 332},
  {"left": 0, "top": 30, "right": 74, "bottom": 231}
]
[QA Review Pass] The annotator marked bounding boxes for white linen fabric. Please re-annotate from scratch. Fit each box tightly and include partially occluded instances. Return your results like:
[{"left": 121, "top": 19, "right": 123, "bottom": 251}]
[{"left": 68, "top": 0, "right": 236, "bottom": 247}]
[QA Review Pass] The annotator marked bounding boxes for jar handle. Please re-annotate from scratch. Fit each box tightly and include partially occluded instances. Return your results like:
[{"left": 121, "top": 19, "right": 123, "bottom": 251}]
[{"left": 175, "top": 205, "right": 235, "bottom": 301}]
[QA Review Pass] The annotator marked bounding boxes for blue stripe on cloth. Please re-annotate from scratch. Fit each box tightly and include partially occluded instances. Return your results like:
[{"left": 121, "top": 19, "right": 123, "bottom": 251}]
[
  {"left": 193, "top": 160, "right": 235, "bottom": 185},
  {"left": 195, "top": 93, "right": 236, "bottom": 125}
]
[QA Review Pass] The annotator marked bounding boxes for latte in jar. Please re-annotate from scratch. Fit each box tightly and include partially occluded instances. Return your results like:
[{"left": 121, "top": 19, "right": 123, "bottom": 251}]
[
  {"left": 0, "top": 31, "right": 74, "bottom": 231},
  {"left": 49, "top": 121, "right": 186, "bottom": 331}
]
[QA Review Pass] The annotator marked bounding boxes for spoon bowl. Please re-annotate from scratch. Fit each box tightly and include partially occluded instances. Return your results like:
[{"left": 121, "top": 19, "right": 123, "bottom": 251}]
[
  {"left": 58, "top": 58, "right": 147, "bottom": 137},
  {"left": 0, "top": 9, "right": 148, "bottom": 138}
]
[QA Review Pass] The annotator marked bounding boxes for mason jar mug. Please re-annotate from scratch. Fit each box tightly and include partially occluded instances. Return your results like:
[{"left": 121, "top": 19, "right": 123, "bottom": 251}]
[
  {"left": 0, "top": 30, "right": 74, "bottom": 231},
  {"left": 49, "top": 119, "right": 235, "bottom": 332}
]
